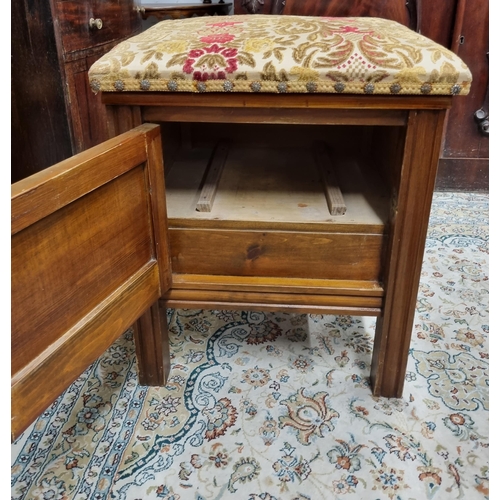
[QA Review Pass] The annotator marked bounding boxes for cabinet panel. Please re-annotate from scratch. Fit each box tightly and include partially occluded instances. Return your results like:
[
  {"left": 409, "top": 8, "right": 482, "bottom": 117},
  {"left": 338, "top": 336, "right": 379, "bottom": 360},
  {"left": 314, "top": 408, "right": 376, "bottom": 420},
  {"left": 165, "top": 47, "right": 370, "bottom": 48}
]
[
  {"left": 12, "top": 0, "right": 73, "bottom": 182},
  {"left": 65, "top": 52, "right": 113, "bottom": 151},
  {"left": 49, "top": 0, "right": 141, "bottom": 154},
  {"left": 419, "top": 0, "right": 457, "bottom": 48},
  {"left": 55, "top": 0, "right": 140, "bottom": 57},
  {"left": 443, "top": 0, "right": 489, "bottom": 159}
]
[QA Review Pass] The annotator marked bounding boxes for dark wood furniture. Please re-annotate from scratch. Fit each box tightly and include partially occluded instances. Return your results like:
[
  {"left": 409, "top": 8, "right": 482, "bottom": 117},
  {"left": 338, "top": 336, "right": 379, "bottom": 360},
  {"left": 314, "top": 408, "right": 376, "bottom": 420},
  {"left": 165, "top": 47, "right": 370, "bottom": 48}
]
[
  {"left": 234, "top": 0, "right": 489, "bottom": 191},
  {"left": 102, "top": 91, "right": 451, "bottom": 401},
  {"left": 11, "top": 124, "right": 170, "bottom": 441},
  {"left": 51, "top": 0, "right": 141, "bottom": 153},
  {"left": 437, "top": 0, "right": 489, "bottom": 190},
  {"left": 138, "top": 2, "right": 231, "bottom": 20},
  {"left": 11, "top": 0, "right": 141, "bottom": 182},
  {"left": 12, "top": 0, "right": 73, "bottom": 183}
]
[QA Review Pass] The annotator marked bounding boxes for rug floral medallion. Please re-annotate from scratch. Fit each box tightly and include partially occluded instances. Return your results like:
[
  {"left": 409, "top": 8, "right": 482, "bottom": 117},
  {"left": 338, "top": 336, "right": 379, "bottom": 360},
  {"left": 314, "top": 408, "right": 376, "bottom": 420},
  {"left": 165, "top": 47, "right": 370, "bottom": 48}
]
[{"left": 11, "top": 193, "right": 489, "bottom": 500}]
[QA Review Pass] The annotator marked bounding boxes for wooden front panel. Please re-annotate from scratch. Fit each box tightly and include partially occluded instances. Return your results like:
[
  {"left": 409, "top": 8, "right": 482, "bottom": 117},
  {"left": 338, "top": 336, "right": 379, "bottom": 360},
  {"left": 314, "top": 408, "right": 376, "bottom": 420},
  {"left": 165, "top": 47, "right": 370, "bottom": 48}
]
[
  {"left": 54, "top": 0, "right": 140, "bottom": 56},
  {"left": 11, "top": 167, "right": 152, "bottom": 375},
  {"left": 169, "top": 229, "right": 384, "bottom": 281}
]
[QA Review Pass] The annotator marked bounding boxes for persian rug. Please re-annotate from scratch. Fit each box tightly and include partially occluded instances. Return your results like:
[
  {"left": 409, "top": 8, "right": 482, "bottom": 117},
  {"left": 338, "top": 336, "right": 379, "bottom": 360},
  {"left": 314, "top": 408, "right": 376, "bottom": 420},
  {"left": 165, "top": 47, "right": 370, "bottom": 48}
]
[{"left": 11, "top": 192, "right": 489, "bottom": 500}]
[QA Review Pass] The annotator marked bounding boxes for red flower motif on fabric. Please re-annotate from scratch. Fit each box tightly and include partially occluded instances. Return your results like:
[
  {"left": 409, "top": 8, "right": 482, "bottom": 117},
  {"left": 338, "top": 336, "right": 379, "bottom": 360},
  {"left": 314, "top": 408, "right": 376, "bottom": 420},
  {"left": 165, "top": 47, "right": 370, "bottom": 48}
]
[
  {"left": 183, "top": 44, "right": 239, "bottom": 81},
  {"left": 327, "top": 24, "right": 374, "bottom": 36},
  {"left": 200, "top": 34, "right": 235, "bottom": 44},
  {"left": 338, "top": 26, "right": 365, "bottom": 33}
]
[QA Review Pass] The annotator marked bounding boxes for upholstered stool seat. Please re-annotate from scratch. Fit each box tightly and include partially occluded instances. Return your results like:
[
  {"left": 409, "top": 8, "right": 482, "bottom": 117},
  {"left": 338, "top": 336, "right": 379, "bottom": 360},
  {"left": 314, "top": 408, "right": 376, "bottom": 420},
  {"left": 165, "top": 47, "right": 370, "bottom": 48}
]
[{"left": 89, "top": 15, "right": 471, "bottom": 96}]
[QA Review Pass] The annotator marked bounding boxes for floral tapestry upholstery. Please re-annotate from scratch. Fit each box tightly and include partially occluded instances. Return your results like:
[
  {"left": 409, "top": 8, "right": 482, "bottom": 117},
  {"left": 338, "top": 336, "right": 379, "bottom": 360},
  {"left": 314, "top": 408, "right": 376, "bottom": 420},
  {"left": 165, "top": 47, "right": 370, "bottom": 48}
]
[{"left": 88, "top": 15, "right": 472, "bottom": 96}]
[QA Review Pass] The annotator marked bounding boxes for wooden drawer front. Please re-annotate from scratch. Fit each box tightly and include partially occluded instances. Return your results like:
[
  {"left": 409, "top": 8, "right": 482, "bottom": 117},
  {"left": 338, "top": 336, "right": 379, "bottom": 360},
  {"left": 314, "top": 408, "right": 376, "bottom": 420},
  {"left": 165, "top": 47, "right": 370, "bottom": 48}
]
[
  {"left": 55, "top": 0, "right": 140, "bottom": 56},
  {"left": 170, "top": 229, "right": 384, "bottom": 281}
]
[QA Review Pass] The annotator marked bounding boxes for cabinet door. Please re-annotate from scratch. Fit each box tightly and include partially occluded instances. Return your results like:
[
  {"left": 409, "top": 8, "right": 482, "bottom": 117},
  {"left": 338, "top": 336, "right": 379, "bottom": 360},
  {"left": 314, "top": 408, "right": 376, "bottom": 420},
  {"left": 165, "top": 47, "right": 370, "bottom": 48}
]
[{"left": 11, "top": 124, "right": 170, "bottom": 441}]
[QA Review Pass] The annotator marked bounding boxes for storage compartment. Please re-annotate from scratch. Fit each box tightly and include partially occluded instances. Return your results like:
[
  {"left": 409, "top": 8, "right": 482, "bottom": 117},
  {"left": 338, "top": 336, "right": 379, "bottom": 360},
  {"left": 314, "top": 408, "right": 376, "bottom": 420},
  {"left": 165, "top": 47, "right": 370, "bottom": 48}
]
[{"left": 163, "top": 123, "right": 398, "bottom": 283}]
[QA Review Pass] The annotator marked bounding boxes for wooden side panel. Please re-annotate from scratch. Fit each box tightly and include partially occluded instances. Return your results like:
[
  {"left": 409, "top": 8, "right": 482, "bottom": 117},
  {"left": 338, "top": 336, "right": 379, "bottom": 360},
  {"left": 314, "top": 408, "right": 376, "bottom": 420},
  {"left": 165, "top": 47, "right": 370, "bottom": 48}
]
[{"left": 11, "top": 124, "right": 170, "bottom": 440}]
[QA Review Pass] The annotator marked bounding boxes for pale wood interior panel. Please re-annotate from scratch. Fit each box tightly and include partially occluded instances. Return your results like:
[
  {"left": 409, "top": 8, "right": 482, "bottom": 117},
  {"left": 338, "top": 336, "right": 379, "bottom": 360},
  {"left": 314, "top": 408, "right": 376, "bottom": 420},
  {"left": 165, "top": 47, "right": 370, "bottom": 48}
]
[
  {"left": 11, "top": 166, "right": 153, "bottom": 375},
  {"left": 166, "top": 145, "right": 390, "bottom": 228}
]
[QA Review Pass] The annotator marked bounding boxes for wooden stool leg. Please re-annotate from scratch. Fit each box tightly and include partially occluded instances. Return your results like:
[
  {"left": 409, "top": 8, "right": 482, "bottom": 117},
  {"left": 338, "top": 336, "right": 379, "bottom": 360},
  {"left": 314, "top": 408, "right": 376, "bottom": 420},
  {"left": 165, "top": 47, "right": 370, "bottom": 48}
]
[
  {"left": 133, "top": 301, "right": 170, "bottom": 386},
  {"left": 370, "top": 109, "right": 446, "bottom": 398}
]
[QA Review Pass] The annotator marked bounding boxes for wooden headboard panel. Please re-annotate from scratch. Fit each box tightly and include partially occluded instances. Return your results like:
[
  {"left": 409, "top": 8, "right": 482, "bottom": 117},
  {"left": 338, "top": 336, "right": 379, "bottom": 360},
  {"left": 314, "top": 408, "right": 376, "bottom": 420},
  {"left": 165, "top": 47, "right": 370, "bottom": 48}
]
[{"left": 235, "top": 0, "right": 420, "bottom": 32}]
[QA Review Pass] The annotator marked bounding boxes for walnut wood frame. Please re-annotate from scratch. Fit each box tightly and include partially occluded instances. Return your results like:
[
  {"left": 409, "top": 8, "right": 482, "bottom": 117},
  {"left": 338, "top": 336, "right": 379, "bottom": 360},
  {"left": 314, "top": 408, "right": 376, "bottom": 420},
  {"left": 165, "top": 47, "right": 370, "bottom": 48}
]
[{"left": 102, "top": 92, "right": 450, "bottom": 399}]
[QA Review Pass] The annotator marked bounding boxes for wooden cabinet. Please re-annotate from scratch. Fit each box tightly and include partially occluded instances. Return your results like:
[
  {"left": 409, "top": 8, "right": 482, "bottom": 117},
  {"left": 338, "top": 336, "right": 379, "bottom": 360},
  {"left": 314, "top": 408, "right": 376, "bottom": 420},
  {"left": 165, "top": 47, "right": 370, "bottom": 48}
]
[
  {"left": 12, "top": 0, "right": 141, "bottom": 182},
  {"left": 52, "top": 0, "right": 141, "bottom": 153}
]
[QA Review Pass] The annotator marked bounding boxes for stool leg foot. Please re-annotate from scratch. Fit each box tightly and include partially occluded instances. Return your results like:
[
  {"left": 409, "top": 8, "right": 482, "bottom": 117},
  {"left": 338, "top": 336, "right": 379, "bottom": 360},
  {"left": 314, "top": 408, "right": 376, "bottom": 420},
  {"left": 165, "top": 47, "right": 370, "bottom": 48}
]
[
  {"left": 370, "top": 315, "right": 409, "bottom": 399},
  {"left": 133, "top": 301, "right": 170, "bottom": 386}
]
